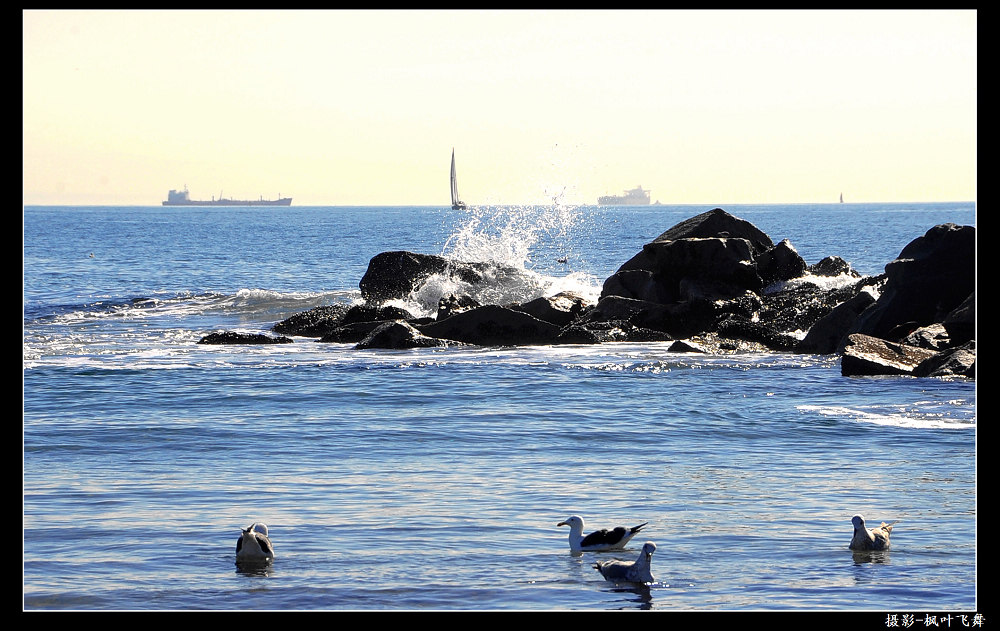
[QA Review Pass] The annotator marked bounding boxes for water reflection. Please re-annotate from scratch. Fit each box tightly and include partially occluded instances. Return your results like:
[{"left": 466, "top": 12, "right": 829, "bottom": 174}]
[
  {"left": 605, "top": 583, "right": 654, "bottom": 610},
  {"left": 235, "top": 562, "right": 274, "bottom": 578},
  {"left": 852, "top": 549, "right": 892, "bottom": 565}
]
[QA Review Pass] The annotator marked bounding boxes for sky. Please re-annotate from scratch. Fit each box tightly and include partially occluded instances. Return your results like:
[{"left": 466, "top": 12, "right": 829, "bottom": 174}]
[{"left": 23, "top": 9, "right": 976, "bottom": 206}]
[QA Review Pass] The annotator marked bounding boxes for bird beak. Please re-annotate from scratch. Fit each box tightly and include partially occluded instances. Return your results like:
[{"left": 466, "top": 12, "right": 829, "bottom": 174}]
[{"left": 557, "top": 521, "right": 567, "bottom": 527}]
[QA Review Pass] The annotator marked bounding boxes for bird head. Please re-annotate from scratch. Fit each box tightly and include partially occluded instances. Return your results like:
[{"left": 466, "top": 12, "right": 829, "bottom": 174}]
[
  {"left": 557, "top": 515, "right": 583, "bottom": 529},
  {"left": 851, "top": 514, "right": 866, "bottom": 529},
  {"left": 641, "top": 541, "right": 656, "bottom": 561}
]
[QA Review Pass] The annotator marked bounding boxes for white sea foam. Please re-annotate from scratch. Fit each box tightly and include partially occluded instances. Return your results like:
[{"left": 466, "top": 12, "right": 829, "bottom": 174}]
[
  {"left": 797, "top": 403, "right": 975, "bottom": 430},
  {"left": 763, "top": 272, "right": 866, "bottom": 295}
]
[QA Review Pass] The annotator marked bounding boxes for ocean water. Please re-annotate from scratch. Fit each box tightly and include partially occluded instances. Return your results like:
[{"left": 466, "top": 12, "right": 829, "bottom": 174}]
[{"left": 23, "top": 201, "right": 977, "bottom": 612}]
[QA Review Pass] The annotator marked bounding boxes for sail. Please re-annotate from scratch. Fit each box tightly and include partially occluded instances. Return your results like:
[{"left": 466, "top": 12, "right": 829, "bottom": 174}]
[{"left": 451, "top": 148, "right": 466, "bottom": 210}]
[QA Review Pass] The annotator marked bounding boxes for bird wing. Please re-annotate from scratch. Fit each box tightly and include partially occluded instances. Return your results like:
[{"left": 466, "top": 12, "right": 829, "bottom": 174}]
[
  {"left": 594, "top": 560, "right": 629, "bottom": 580},
  {"left": 257, "top": 534, "right": 274, "bottom": 557},
  {"left": 581, "top": 527, "right": 629, "bottom": 547}
]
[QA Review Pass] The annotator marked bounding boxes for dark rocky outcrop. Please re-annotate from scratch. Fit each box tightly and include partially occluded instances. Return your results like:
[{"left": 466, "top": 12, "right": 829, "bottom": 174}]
[
  {"left": 199, "top": 331, "right": 293, "bottom": 345},
  {"left": 342, "top": 304, "right": 414, "bottom": 324},
  {"left": 808, "top": 255, "right": 861, "bottom": 278},
  {"left": 255, "top": 207, "right": 973, "bottom": 380},
  {"left": 942, "top": 292, "right": 975, "bottom": 346},
  {"left": 848, "top": 223, "right": 975, "bottom": 341},
  {"left": 757, "top": 239, "right": 808, "bottom": 286},
  {"left": 511, "top": 291, "right": 588, "bottom": 327},
  {"left": 319, "top": 320, "right": 390, "bottom": 344},
  {"left": 358, "top": 250, "right": 537, "bottom": 305},
  {"left": 913, "top": 341, "right": 976, "bottom": 379},
  {"left": 273, "top": 304, "right": 351, "bottom": 337},
  {"left": 417, "top": 305, "right": 561, "bottom": 347},
  {"left": 354, "top": 320, "right": 457, "bottom": 350},
  {"left": 797, "top": 286, "right": 880, "bottom": 354},
  {"left": 650, "top": 207, "right": 773, "bottom": 254},
  {"left": 437, "top": 294, "right": 481, "bottom": 320}
]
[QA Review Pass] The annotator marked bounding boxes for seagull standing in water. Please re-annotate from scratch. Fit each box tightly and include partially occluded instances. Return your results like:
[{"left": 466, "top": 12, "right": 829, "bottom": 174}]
[
  {"left": 236, "top": 522, "right": 275, "bottom": 564},
  {"left": 593, "top": 541, "right": 657, "bottom": 583},
  {"left": 557, "top": 515, "right": 648, "bottom": 552},
  {"left": 849, "top": 514, "right": 898, "bottom": 551}
]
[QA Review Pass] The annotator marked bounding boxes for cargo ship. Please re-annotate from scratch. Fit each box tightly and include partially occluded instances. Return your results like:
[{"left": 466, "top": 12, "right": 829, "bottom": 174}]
[
  {"left": 163, "top": 187, "right": 292, "bottom": 206},
  {"left": 597, "top": 185, "right": 651, "bottom": 206}
]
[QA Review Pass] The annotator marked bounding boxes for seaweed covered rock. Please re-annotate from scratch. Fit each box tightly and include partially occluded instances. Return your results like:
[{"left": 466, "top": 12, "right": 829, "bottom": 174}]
[
  {"left": 199, "top": 331, "right": 293, "bottom": 345},
  {"left": 273, "top": 304, "right": 350, "bottom": 337}
]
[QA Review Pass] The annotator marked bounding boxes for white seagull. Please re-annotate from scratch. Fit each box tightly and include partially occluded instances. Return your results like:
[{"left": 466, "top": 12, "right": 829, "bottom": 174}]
[
  {"left": 849, "top": 514, "right": 898, "bottom": 551},
  {"left": 593, "top": 541, "right": 657, "bottom": 583},
  {"left": 236, "top": 522, "right": 275, "bottom": 564},
  {"left": 557, "top": 515, "right": 649, "bottom": 552}
]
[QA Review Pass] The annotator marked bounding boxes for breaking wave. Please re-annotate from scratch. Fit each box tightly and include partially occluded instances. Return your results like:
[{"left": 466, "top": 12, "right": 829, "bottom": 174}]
[{"left": 388, "top": 203, "right": 602, "bottom": 318}]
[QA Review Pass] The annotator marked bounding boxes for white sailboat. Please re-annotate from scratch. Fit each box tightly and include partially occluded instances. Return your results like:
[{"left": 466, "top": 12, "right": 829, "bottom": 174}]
[{"left": 451, "top": 148, "right": 467, "bottom": 210}]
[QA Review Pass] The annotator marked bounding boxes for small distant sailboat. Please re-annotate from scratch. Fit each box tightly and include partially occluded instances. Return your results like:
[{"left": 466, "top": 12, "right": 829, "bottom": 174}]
[
  {"left": 450, "top": 148, "right": 467, "bottom": 210},
  {"left": 840, "top": 192, "right": 844, "bottom": 203}
]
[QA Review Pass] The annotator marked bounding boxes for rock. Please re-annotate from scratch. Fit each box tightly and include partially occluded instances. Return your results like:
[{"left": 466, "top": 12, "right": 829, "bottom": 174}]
[
  {"left": 417, "top": 305, "right": 561, "bottom": 347},
  {"left": 575, "top": 295, "right": 715, "bottom": 339},
  {"left": 913, "top": 341, "right": 976, "bottom": 378},
  {"left": 649, "top": 207, "right": 774, "bottom": 255},
  {"left": 342, "top": 304, "right": 414, "bottom": 324},
  {"left": 319, "top": 320, "right": 390, "bottom": 344},
  {"left": 358, "top": 250, "right": 535, "bottom": 305},
  {"left": 272, "top": 304, "right": 350, "bottom": 337},
  {"left": 354, "top": 320, "right": 455, "bottom": 350},
  {"left": 715, "top": 317, "right": 801, "bottom": 352},
  {"left": 840, "top": 333, "right": 939, "bottom": 377},
  {"left": 513, "top": 291, "right": 589, "bottom": 327},
  {"left": 668, "top": 339, "right": 707, "bottom": 353},
  {"left": 849, "top": 223, "right": 975, "bottom": 340},
  {"left": 198, "top": 331, "right": 293, "bottom": 345},
  {"left": 437, "top": 294, "right": 481, "bottom": 320},
  {"left": 900, "top": 323, "right": 951, "bottom": 351},
  {"left": 359, "top": 251, "right": 453, "bottom": 303},
  {"left": 555, "top": 320, "right": 671, "bottom": 344},
  {"left": 266, "top": 210, "right": 974, "bottom": 382},
  {"left": 601, "top": 269, "right": 677, "bottom": 304},
  {"left": 757, "top": 239, "right": 808, "bottom": 286},
  {"left": 808, "top": 255, "right": 860, "bottom": 278},
  {"left": 677, "top": 277, "right": 751, "bottom": 302},
  {"left": 613, "top": 237, "right": 762, "bottom": 298},
  {"left": 798, "top": 289, "right": 878, "bottom": 354},
  {"left": 942, "top": 292, "right": 975, "bottom": 345},
  {"left": 556, "top": 322, "right": 632, "bottom": 344}
]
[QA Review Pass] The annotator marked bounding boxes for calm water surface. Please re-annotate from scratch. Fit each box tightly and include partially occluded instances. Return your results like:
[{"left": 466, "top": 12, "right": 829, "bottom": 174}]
[{"left": 23, "top": 202, "right": 976, "bottom": 611}]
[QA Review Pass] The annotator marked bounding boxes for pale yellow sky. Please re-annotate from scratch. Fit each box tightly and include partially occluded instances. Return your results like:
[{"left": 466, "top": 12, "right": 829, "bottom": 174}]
[{"left": 23, "top": 9, "right": 976, "bottom": 206}]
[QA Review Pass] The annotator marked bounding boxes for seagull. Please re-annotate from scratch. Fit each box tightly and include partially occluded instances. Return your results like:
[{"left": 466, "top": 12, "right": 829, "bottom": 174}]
[
  {"left": 557, "top": 515, "right": 649, "bottom": 552},
  {"left": 236, "top": 522, "right": 275, "bottom": 564},
  {"left": 593, "top": 541, "right": 657, "bottom": 583},
  {"left": 849, "top": 514, "right": 898, "bottom": 551}
]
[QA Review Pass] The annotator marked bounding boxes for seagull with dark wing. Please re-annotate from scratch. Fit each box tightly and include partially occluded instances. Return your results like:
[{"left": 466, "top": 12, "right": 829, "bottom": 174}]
[
  {"left": 236, "top": 522, "right": 275, "bottom": 564},
  {"left": 849, "top": 514, "right": 898, "bottom": 551},
  {"left": 593, "top": 541, "right": 657, "bottom": 584},
  {"left": 557, "top": 515, "right": 648, "bottom": 552}
]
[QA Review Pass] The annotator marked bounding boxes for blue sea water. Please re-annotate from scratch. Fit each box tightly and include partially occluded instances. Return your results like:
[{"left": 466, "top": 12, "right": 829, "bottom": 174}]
[{"left": 23, "top": 201, "right": 976, "bottom": 612}]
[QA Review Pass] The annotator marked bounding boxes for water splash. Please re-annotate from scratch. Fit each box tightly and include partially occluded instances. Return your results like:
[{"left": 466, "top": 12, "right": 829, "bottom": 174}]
[
  {"left": 383, "top": 201, "right": 601, "bottom": 318},
  {"left": 441, "top": 202, "right": 579, "bottom": 270}
]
